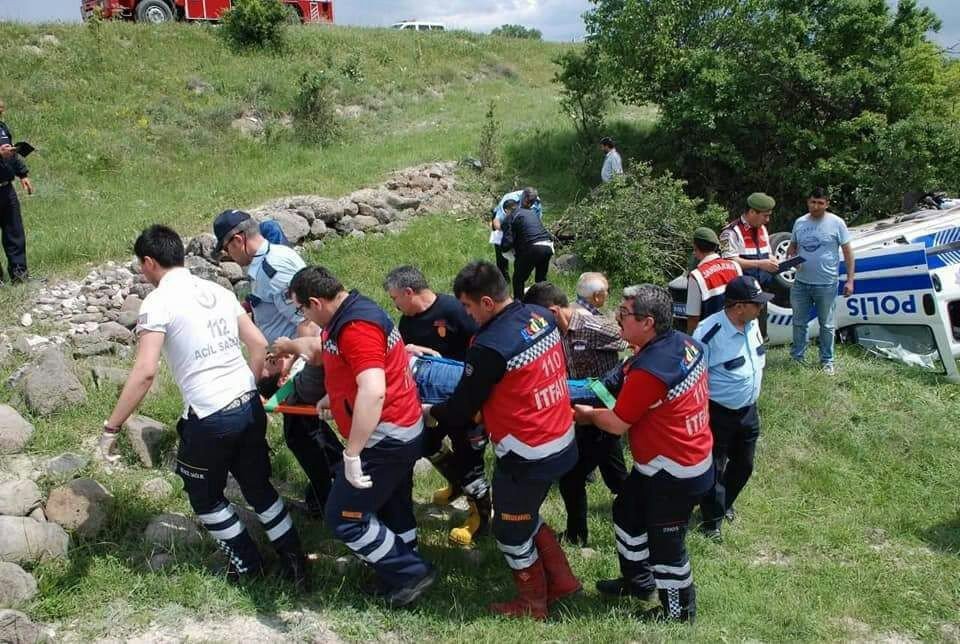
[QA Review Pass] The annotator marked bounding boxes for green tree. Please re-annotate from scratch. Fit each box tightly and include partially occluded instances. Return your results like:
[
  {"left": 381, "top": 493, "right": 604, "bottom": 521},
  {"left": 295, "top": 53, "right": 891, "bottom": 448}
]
[
  {"left": 220, "top": 0, "right": 288, "bottom": 52},
  {"left": 491, "top": 24, "right": 543, "bottom": 40},
  {"left": 572, "top": 0, "right": 960, "bottom": 225}
]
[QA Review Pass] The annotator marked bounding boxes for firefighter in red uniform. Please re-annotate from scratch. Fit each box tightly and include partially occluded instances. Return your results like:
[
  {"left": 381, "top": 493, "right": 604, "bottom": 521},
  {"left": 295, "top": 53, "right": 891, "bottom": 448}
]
[
  {"left": 686, "top": 227, "right": 742, "bottom": 333},
  {"left": 575, "top": 284, "right": 713, "bottom": 623},
  {"left": 427, "top": 261, "right": 581, "bottom": 620},
  {"left": 280, "top": 266, "right": 437, "bottom": 608}
]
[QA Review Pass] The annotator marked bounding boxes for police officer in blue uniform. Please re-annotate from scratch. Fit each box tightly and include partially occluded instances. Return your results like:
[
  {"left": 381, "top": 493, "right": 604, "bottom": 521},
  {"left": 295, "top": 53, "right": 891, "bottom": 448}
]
[
  {"left": 214, "top": 209, "right": 343, "bottom": 516},
  {"left": 692, "top": 276, "right": 769, "bottom": 541},
  {"left": 0, "top": 99, "right": 34, "bottom": 285}
]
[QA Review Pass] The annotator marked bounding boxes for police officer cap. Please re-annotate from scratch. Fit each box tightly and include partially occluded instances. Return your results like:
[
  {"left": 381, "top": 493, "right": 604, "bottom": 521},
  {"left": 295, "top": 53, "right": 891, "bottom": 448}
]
[
  {"left": 747, "top": 192, "right": 776, "bottom": 211},
  {"left": 213, "top": 209, "right": 252, "bottom": 252},
  {"left": 521, "top": 187, "right": 539, "bottom": 204},
  {"left": 692, "top": 226, "right": 719, "bottom": 245},
  {"left": 725, "top": 275, "right": 774, "bottom": 304}
]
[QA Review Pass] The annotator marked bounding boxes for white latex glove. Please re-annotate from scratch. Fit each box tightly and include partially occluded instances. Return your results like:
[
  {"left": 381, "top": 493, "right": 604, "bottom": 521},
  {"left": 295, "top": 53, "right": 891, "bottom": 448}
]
[
  {"left": 316, "top": 397, "right": 334, "bottom": 422},
  {"left": 343, "top": 453, "right": 372, "bottom": 489},
  {"left": 97, "top": 431, "right": 121, "bottom": 464}
]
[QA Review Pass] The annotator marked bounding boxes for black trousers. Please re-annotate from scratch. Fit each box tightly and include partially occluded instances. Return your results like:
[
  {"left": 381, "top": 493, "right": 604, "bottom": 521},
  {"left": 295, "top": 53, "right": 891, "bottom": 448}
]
[
  {"left": 0, "top": 184, "right": 26, "bottom": 279},
  {"left": 557, "top": 424, "right": 627, "bottom": 543},
  {"left": 700, "top": 401, "right": 760, "bottom": 529},
  {"left": 512, "top": 245, "right": 552, "bottom": 300},
  {"left": 283, "top": 414, "right": 344, "bottom": 511},
  {"left": 422, "top": 420, "right": 487, "bottom": 492},
  {"left": 494, "top": 244, "right": 510, "bottom": 282},
  {"left": 176, "top": 395, "right": 301, "bottom": 574}
]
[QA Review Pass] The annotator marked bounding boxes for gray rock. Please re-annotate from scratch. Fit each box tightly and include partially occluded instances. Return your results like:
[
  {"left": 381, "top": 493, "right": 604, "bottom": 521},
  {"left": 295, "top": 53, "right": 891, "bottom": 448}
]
[
  {"left": 144, "top": 513, "right": 202, "bottom": 548},
  {"left": 186, "top": 77, "right": 213, "bottom": 95},
  {"left": 353, "top": 215, "right": 380, "bottom": 232},
  {"left": 266, "top": 212, "right": 310, "bottom": 244},
  {"left": 183, "top": 256, "right": 219, "bottom": 282},
  {"left": 97, "top": 321, "right": 134, "bottom": 345},
  {"left": 185, "top": 232, "right": 218, "bottom": 262},
  {"left": 44, "top": 453, "right": 89, "bottom": 477},
  {"left": 19, "top": 314, "right": 31, "bottom": 328},
  {"left": 0, "top": 516, "right": 69, "bottom": 564},
  {"left": 148, "top": 552, "right": 175, "bottom": 572},
  {"left": 0, "top": 407, "right": 33, "bottom": 455},
  {"left": 383, "top": 221, "right": 407, "bottom": 235},
  {"left": 552, "top": 253, "right": 581, "bottom": 273},
  {"left": 308, "top": 197, "right": 354, "bottom": 224},
  {"left": 348, "top": 230, "right": 366, "bottom": 239},
  {"left": 334, "top": 216, "right": 356, "bottom": 234},
  {"left": 140, "top": 477, "right": 173, "bottom": 501},
  {"left": 0, "top": 480, "right": 41, "bottom": 516},
  {"left": 72, "top": 341, "right": 116, "bottom": 358},
  {"left": 23, "top": 347, "right": 86, "bottom": 416},
  {"left": 91, "top": 366, "right": 129, "bottom": 390},
  {"left": 373, "top": 207, "right": 397, "bottom": 224},
  {"left": 116, "top": 310, "right": 138, "bottom": 329},
  {"left": 310, "top": 219, "right": 328, "bottom": 237},
  {"left": 231, "top": 114, "right": 264, "bottom": 138},
  {"left": 27, "top": 508, "right": 44, "bottom": 523},
  {"left": 12, "top": 335, "right": 49, "bottom": 356},
  {"left": 120, "top": 294, "right": 143, "bottom": 314},
  {"left": 0, "top": 456, "right": 42, "bottom": 482},
  {"left": 385, "top": 194, "right": 421, "bottom": 211},
  {"left": 0, "top": 563, "right": 37, "bottom": 608},
  {"left": 413, "top": 458, "right": 432, "bottom": 475},
  {"left": 69, "top": 314, "right": 100, "bottom": 324},
  {"left": 130, "top": 283, "right": 154, "bottom": 299},
  {"left": 219, "top": 261, "right": 244, "bottom": 283},
  {"left": 349, "top": 188, "right": 389, "bottom": 209},
  {"left": 45, "top": 478, "right": 114, "bottom": 538},
  {"left": 293, "top": 207, "right": 315, "bottom": 223},
  {"left": 123, "top": 415, "right": 168, "bottom": 468},
  {"left": 0, "top": 609, "right": 42, "bottom": 643},
  {"left": 356, "top": 202, "right": 376, "bottom": 218}
]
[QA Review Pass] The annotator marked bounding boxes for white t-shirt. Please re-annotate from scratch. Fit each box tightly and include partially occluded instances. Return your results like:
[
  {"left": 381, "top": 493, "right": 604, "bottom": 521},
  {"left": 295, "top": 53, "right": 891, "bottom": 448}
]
[{"left": 137, "top": 268, "right": 256, "bottom": 419}]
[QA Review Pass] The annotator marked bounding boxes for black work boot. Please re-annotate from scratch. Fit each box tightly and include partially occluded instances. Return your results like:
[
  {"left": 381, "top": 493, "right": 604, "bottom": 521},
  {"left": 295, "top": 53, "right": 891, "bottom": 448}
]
[
  {"left": 641, "top": 585, "right": 696, "bottom": 623},
  {"left": 277, "top": 548, "right": 312, "bottom": 594},
  {"left": 596, "top": 577, "right": 656, "bottom": 601}
]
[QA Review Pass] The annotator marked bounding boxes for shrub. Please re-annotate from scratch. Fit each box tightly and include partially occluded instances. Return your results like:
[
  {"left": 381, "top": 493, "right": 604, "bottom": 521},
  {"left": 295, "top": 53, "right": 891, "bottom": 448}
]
[
  {"left": 491, "top": 24, "right": 542, "bottom": 40},
  {"left": 477, "top": 101, "right": 502, "bottom": 173},
  {"left": 561, "top": 163, "right": 726, "bottom": 287},
  {"left": 339, "top": 52, "right": 365, "bottom": 83},
  {"left": 292, "top": 70, "right": 341, "bottom": 145},
  {"left": 220, "top": 0, "right": 288, "bottom": 52}
]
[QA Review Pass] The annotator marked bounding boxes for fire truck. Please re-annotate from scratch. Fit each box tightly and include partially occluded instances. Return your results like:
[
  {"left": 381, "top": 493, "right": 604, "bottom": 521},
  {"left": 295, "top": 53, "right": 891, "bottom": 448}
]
[{"left": 81, "top": 0, "right": 334, "bottom": 24}]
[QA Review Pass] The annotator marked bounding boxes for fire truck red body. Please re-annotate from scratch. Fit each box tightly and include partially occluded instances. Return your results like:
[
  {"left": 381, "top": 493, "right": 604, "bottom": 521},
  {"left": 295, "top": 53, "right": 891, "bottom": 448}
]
[{"left": 82, "top": 0, "right": 333, "bottom": 24}]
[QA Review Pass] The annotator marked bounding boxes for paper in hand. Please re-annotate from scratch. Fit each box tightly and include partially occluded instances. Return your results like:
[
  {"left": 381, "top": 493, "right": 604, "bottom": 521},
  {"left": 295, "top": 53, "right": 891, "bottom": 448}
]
[
  {"left": 13, "top": 142, "right": 34, "bottom": 157},
  {"left": 488, "top": 230, "right": 503, "bottom": 245}
]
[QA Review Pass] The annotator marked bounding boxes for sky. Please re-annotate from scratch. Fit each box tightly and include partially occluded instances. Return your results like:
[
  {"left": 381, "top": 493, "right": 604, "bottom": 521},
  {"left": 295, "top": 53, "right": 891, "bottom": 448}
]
[{"left": 0, "top": 0, "right": 958, "bottom": 46}]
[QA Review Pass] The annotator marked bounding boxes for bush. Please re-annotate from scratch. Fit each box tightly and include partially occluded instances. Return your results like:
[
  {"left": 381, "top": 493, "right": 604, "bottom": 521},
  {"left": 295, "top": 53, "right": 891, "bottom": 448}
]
[
  {"left": 220, "top": 0, "right": 288, "bottom": 51},
  {"left": 477, "top": 101, "right": 501, "bottom": 173},
  {"left": 561, "top": 163, "right": 726, "bottom": 287},
  {"left": 491, "top": 24, "right": 543, "bottom": 40},
  {"left": 293, "top": 70, "right": 341, "bottom": 145}
]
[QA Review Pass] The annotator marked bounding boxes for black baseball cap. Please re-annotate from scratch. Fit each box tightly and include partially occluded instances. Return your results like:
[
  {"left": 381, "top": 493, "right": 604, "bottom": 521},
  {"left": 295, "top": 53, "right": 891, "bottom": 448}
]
[
  {"left": 213, "top": 209, "right": 251, "bottom": 252},
  {"left": 725, "top": 275, "right": 774, "bottom": 304}
]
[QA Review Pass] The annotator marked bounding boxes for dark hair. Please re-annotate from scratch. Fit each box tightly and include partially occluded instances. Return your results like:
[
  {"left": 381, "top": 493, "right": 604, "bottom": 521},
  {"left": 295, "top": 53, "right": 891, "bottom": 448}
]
[
  {"left": 522, "top": 282, "right": 569, "bottom": 308},
  {"left": 600, "top": 136, "right": 616, "bottom": 148},
  {"left": 502, "top": 199, "right": 519, "bottom": 212},
  {"left": 453, "top": 261, "right": 509, "bottom": 302},
  {"left": 629, "top": 284, "right": 673, "bottom": 334},
  {"left": 134, "top": 225, "right": 184, "bottom": 268},
  {"left": 809, "top": 186, "right": 830, "bottom": 200},
  {"left": 384, "top": 265, "right": 429, "bottom": 293},
  {"left": 693, "top": 239, "right": 719, "bottom": 254},
  {"left": 289, "top": 265, "right": 344, "bottom": 303},
  {"left": 521, "top": 187, "right": 538, "bottom": 207}
]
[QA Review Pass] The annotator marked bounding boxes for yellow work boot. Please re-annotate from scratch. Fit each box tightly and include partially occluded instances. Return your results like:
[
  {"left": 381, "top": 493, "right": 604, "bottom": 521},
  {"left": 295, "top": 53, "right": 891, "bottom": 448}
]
[
  {"left": 448, "top": 492, "right": 491, "bottom": 547},
  {"left": 432, "top": 485, "right": 458, "bottom": 506}
]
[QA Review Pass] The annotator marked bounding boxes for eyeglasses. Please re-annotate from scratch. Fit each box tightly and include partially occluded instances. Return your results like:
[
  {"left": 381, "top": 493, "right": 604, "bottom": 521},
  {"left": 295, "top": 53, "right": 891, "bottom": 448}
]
[{"left": 295, "top": 301, "right": 308, "bottom": 315}]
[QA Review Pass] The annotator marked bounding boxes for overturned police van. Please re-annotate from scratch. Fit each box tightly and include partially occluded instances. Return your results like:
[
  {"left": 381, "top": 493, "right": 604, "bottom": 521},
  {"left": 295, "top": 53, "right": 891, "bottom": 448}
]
[{"left": 670, "top": 206, "right": 960, "bottom": 381}]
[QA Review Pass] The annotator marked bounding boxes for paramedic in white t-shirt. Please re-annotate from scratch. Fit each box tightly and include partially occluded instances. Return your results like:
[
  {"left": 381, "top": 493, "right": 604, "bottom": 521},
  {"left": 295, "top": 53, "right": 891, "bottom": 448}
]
[{"left": 99, "top": 225, "right": 309, "bottom": 591}]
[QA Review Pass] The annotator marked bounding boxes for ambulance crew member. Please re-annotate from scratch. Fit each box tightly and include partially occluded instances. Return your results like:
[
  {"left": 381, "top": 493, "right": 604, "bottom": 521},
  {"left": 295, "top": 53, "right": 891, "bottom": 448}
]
[
  {"left": 686, "top": 227, "right": 742, "bottom": 333},
  {"left": 383, "top": 265, "right": 491, "bottom": 547},
  {"left": 99, "top": 225, "right": 309, "bottom": 588},
  {"left": 281, "top": 266, "right": 437, "bottom": 608},
  {"left": 575, "top": 285, "right": 713, "bottom": 623},
  {"left": 693, "top": 276, "right": 769, "bottom": 542},
  {"left": 213, "top": 209, "right": 342, "bottom": 516},
  {"left": 427, "top": 261, "right": 581, "bottom": 620}
]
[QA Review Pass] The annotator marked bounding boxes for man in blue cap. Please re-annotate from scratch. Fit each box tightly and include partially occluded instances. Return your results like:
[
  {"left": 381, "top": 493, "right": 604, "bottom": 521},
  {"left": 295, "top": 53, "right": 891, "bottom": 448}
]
[{"left": 213, "top": 209, "right": 343, "bottom": 517}]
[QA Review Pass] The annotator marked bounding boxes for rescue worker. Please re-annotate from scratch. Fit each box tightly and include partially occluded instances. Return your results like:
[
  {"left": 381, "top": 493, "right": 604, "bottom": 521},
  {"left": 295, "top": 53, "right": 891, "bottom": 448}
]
[
  {"left": 213, "top": 210, "right": 343, "bottom": 517},
  {"left": 693, "top": 276, "right": 769, "bottom": 541},
  {"left": 281, "top": 266, "right": 437, "bottom": 608},
  {"left": 686, "top": 227, "right": 742, "bottom": 333},
  {"left": 490, "top": 187, "right": 543, "bottom": 281},
  {"left": 599, "top": 136, "right": 623, "bottom": 183},
  {"left": 720, "top": 192, "right": 780, "bottom": 336},
  {"left": 383, "top": 265, "right": 491, "bottom": 547},
  {"left": 575, "top": 284, "right": 713, "bottom": 623},
  {"left": 574, "top": 272, "right": 610, "bottom": 315},
  {"left": 99, "top": 225, "right": 308, "bottom": 588},
  {"left": 426, "top": 261, "right": 580, "bottom": 620},
  {"left": 0, "top": 99, "right": 34, "bottom": 285},
  {"left": 501, "top": 188, "right": 554, "bottom": 300},
  {"left": 523, "top": 281, "right": 628, "bottom": 547}
]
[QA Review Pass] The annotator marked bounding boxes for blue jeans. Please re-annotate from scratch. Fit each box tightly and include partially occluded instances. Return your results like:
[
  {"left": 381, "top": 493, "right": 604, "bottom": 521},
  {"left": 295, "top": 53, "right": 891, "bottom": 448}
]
[{"left": 790, "top": 280, "right": 838, "bottom": 365}]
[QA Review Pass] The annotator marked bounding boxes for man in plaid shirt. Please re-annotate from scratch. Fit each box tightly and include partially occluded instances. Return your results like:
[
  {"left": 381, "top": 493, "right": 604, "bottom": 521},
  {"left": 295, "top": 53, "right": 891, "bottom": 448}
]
[{"left": 523, "top": 282, "right": 629, "bottom": 546}]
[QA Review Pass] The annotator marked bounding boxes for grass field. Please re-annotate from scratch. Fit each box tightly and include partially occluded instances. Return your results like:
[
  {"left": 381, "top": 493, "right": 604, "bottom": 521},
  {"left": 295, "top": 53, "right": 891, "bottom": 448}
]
[{"left": 0, "top": 21, "right": 957, "bottom": 644}]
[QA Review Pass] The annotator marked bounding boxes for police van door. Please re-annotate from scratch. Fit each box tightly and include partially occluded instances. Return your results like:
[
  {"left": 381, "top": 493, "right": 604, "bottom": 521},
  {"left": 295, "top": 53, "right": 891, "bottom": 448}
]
[{"left": 837, "top": 243, "right": 960, "bottom": 382}]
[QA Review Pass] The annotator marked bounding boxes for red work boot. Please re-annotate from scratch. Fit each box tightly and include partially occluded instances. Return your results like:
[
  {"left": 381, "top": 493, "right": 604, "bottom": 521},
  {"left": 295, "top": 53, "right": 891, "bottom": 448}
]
[
  {"left": 534, "top": 524, "right": 582, "bottom": 604},
  {"left": 488, "top": 560, "right": 548, "bottom": 620}
]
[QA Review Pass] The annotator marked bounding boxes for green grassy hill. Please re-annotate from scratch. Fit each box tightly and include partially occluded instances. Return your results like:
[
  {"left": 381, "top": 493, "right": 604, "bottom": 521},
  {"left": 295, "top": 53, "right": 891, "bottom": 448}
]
[{"left": 0, "top": 22, "right": 957, "bottom": 644}]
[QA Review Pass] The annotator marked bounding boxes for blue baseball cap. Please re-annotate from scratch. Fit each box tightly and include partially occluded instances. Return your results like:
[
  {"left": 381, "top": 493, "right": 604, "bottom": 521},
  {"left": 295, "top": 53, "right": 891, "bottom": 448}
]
[
  {"left": 213, "top": 209, "right": 251, "bottom": 252},
  {"left": 725, "top": 275, "right": 774, "bottom": 304}
]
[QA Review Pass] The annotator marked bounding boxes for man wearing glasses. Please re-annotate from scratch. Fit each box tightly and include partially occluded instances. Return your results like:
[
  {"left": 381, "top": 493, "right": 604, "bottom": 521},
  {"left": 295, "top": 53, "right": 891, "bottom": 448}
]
[
  {"left": 692, "top": 276, "right": 769, "bottom": 542},
  {"left": 213, "top": 209, "right": 343, "bottom": 517}
]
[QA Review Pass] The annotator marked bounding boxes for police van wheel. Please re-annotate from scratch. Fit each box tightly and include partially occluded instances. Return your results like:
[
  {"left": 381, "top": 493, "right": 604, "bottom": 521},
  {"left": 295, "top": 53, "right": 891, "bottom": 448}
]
[{"left": 135, "top": 0, "right": 174, "bottom": 23}]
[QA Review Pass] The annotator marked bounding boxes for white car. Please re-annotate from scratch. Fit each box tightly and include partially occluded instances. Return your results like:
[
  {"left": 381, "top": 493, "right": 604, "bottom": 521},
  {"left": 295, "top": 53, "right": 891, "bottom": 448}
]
[
  {"left": 390, "top": 20, "right": 445, "bottom": 31},
  {"left": 671, "top": 206, "right": 960, "bottom": 381}
]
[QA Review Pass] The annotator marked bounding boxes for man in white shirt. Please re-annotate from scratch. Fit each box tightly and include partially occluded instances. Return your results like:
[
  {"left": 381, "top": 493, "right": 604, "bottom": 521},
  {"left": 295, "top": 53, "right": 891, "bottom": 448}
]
[
  {"left": 99, "top": 225, "right": 309, "bottom": 590},
  {"left": 599, "top": 137, "right": 623, "bottom": 183}
]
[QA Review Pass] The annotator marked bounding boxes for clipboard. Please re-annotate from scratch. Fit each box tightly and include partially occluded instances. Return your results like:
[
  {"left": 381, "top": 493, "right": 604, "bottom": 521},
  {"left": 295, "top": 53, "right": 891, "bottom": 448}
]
[
  {"left": 13, "top": 142, "right": 34, "bottom": 157},
  {"left": 776, "top": 256, "right": 806, "bottom": 273}
]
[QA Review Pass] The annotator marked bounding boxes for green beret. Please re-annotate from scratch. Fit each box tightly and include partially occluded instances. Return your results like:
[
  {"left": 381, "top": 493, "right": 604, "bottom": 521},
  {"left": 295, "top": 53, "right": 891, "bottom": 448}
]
[
  {"left": 747, "top": 192, "right": 776, "bottom": 211},
  {"left": 692, "top": 226, "right": 719, "bottom": 245}
]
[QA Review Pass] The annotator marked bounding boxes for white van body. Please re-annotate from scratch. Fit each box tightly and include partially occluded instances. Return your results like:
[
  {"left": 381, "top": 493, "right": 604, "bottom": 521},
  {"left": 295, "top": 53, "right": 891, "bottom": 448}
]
[
  {"left": 671, "top": 206, "right": 960, "bottom": 380},
  {"left": 390, "top": 20, "right": 446, "bottom": 31}
]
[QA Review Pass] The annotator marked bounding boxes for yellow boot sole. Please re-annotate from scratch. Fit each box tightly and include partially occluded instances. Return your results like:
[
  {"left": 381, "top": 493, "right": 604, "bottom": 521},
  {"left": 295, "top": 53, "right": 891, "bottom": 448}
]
[{"left": 432, "top": 486, "right": 456, "bottom": 506}]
